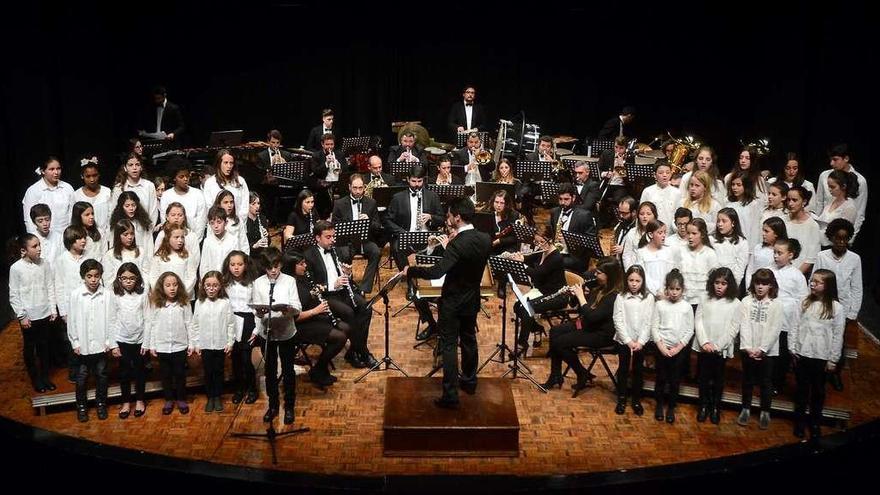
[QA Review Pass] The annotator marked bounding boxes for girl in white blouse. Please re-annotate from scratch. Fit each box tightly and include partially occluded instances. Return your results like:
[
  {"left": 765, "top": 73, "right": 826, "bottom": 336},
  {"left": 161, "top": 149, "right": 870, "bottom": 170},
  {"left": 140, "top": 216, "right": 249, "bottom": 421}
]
[
  {"left": 725, "top": 171, "right": 763, "bottom": 253},
  {"left": 635, "top": 219, "right": 680, "bottom": 298},
  {"left": 814, "top": 170, "right": 859, "bottom": 247},
  {"left": 746, "top": 217, "right": 787, "bottom": 289},
  {"left": 650, "top": 269, "right": 694, "bottom": 424},
  {"left": 110, "top": 262, "right": 148, "bottom": 419},
  {"left": 155, "top": 202, "right": 203, "bottom": 268},
  {"left": 109, "top": 191, "right": 155, "bottom": 261},
  {"left": 213, "top": 190, "right": 250, "bottom": 255},
  {"left": 761, "top": 182, "right": 788, "bottom": 224},
  {"left": 622, "top": 201, "right": 658, "bottom": 270},
  {"left": 711, "top": 208, "right": 749, "bottom": 287},
  {"left": 193, "top": 271, "right": 236, "bottom": 413},
  {"left": 145, "top": 271, "right": 195, "bottom": 416},
  {"left": 770, "top": 238, "right": 809, "bottom": 396},
  {"left": 74, "top": 160, "right": 113, "bottom": 234},
  {"left": 222, "top": 251, "right": 258, "bottom": 404},
  {"left": 790, "top": 269, "right": 845, "bottom": 440},
  {"left": 8, "top": 234, "right": 57, "bottom": 392},
  {"left": 149, "top": 223, "right": 198, "bottom": 298},
  {"left": 737, "top": 268, "right": 783, "bottom": 430},
  {"left": 71, "top": 201, "right": 107, "bottom": 261},
  {"left": 680, "top": 218, "right": 719, "bottom": 307},
  {"left": 693, "top": 267, "right": 742, "bottom": 424},
  {"left": 612, "top": 265, "right": 655, "bottom": 416},
  {"left": 680, "top": 171, "right": 721, "bottom": 235},
  {"left": 101, "top": 219, "right": 149, "bottom": 288},
  {"left": 111, "top": 153, "right": 158, "bottom": 225},
  {"left": 202, "top": 150, "right": 250, "bottom": 222},
  {"left": 785, "top": 186, "right": 821, "bottom": 275}
]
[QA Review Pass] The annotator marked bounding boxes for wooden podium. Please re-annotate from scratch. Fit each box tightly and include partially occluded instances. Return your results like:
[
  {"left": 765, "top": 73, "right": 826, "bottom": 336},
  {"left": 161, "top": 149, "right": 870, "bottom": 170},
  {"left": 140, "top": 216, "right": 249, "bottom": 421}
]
[{"left": 383, "top": 377, "right": 520, "bottom": 457}]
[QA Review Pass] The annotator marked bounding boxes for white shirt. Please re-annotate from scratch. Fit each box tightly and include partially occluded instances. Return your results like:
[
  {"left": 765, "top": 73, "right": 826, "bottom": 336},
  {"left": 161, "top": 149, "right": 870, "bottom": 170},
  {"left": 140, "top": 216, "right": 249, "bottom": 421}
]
[
  {"left": 760, "top": 206, "right": 786, "bottom": 224},
  {"left": 84, "top": 235, "right": 107, "bottom": 262},
  {"left": 253, "top": 274, "right": 301, "bottom": 341},
  {"left": 790, "top": 300, "right": 845, "bottom": 362},
  {"left": 814, "top": 249, "right": 862, "bottom": 320},
  {"left": 22, "top": 178, "right": 75, "bottom": 236},
  {"left": 112, "top": 219, "right": 154, "bottom": 262},
  {"left": 153, "top": 227, "right": 201, "bottom": 267},
  {"left": 67, "top": 285, "right": 114, "bottom": 355},
  {"left": 814, "top": 166, "right": 867, "bottom": 237},
  {"left": 192, "top": 298, "right": 236, "bottom": 350},
  {"left": 679, "top": 245, "right": 720, "bottom": 305},
  {"left": 53, "top": 251, "right": 86, "bottom": 317},
  {"left": 678, "top": 172, "right": 726, "bottom": 206},
  {"left": 160, "top": 187, "right": 207, "bottom": 242},
  {"left": 35, "top": 231, "right": 62, "bottom": 269},
  {"left": 145, "top": 302, "right": 194, "bottom": 353},
  {"left": 613, "top": 292, "right": 655, "bottom": 345},
  {"left": 771, "top": 263, "right": 809, "bottom": 334},
  {"left": 321, "top": 248, "right": 341, "bottom": 292},
  {"left": 149, "top": 250, "right": 198, "bottom": 298},
  {"left": 324, "top": 152, "right": 341, "bottom": 183},
  {"left": 814, "top": 198, "right": 857, "bottom": 245},
  {"left": 75, "top": 186, "right": 113, "bottom": 233},
  {"left": 408, "top": 190, "right": 422, "bottom": 231},
  {"left": 693, "top": 297, "right": 742, "bottom": 358},
  {"left": 226, "top": 280, "right": 255, "bottom": 342},
  {"left": 651, "top": 299, "right": 694, "bottom": 348},
  {"left": 679, "top": 196, "right": 721, "bottom": 235},
  {"left": 784, "top": 216, "right": 821, "bottom": 269},
  {"left": 640, "top": 183, "right": 681, "bottom": 228},
  {"left": 620, "top": 227, "right": 641, "bottom": 270},
  {"left": 112, "top": 291, "right": 148, "bottom": 344},
  {"left": 727, "top": 199, "right": 763, "bottom": 252},
  {"left": 349, "top": 195, "right": 363, "bottom": 221},
  {"left": 745, "top": 243, "right": 774, "bottom": 288},
  {"left": 636, "top": 245, "right": 681, "bottom": 297},
  {"left": 101, "top": 247, "right": 149, "bottom": 287},
  {"left": 9, "top": 257, "right": 56, "bottom": 321},
  {"left": 112, "top": 179, "right": 158, "bottom": 225},
  {"left": 202, "top": 175, "right": 250, "bottom": 222},
  {"left": 738, "top": 295, "right": 783, "bottom": 356},
  {"left": 711, "top": 236, "right": 749, "bottom": 286},
  {"left": 200, "top": 231, "right": 239, "bottom": 276},
  {"left": 225, "top": 218, "right": 250, "bottom": 254},
  {"left": 464, "top": 101, "right": 473, "bottom": 130}
]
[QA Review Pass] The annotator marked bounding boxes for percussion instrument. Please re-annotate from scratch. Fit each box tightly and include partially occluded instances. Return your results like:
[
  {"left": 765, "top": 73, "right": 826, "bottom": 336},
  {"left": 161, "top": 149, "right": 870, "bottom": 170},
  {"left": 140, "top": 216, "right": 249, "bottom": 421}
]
[{"left": 639, "top": 149, "right": 667, "bottom": 159}]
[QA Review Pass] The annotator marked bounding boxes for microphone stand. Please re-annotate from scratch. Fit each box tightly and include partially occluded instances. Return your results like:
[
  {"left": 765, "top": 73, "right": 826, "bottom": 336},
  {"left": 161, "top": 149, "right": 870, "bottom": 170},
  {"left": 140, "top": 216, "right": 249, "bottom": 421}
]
[{"left": 231, "top": 279, "right": 308, "bottom": 465}]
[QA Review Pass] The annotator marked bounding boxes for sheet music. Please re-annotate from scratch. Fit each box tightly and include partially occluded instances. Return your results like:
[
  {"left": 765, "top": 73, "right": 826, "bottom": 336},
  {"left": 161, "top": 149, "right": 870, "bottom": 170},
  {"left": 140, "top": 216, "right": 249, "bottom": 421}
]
[
  {"left": 139, "top": 131, "right": 168, "bottom": 140},
  {"left": 429, "top": 275, "right": 446, "bottom": 287},
  {"left": 508, "top": 274, "right": 535, "bottom": 317}
]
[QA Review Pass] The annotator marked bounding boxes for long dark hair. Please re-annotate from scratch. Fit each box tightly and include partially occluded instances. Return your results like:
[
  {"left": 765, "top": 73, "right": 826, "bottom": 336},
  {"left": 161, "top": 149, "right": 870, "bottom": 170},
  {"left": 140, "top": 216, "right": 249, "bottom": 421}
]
[
  {"left": 110, "top": 191, "right": 152, "bottom": 231},
  {"left": 726, "top": 169, "right": 756, "bottom": 206},
  {"left": 70, "top": 201, "right": 101, "bottom": 242},
  {"left": 111, "top": 219, "right": 140, "bottom": 259},
  {"left": 712, "top": 207, "right": 746, "bottom": 244},
  {"left": 623, "top": 264, "right": 648, "bottom": 297},
  {"left": 112, "top": 262, "right": 144, "bottom": 296},
  {"left": 591, "top": 256, "right": 623, "bottom": 308},
  {"left": 706, "top": 267, "right": 738, "bottom": 300}
]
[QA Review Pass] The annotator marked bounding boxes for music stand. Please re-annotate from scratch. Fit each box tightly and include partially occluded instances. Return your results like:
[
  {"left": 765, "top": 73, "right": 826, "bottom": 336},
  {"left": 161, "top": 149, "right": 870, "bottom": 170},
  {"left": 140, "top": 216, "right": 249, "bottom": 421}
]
[
  {"left": 283, "top": 233, "right": 316, "bottom": 253},
  {"left": 626, "top": 162, "right": 655, "bottom": 183},
  {"left": 427, "top": 184, "right": 468, "bottom": 203},
  {"left": 208, "top": 130, "right": 244, "bottom": 147},
  {"left": 271, "top": 160, "right": 308, "bottom": 184},
  {"left": 412, "top": 254, "right": 444, "bottom": 352},
  {"left": 332, "top": 218, "right": 370, "bottom": 246},
  {"left": 512, "top": 223, "right": 537, "bottom": 244},
  {"left": 231, "top": 287, "right": 308, "bottom": 464},
  {"left": 535, "top": 182, "right": 561, "bottom": 204},
  {"left": 392, "top": 230, "right": 439, "bottom": 316},
  {"left": 355, "top": 272, "right": 408, "bottom": 382},
  {"left": 457, "top": 131, "right": 488, "bottom": 149},
  {"left": 389, "top": 160, "right": 419, "bottom": 181},
  {"left": 587, "top": 139, "right": 614, "bottom": 158},
  {"left": 516, "top": 160, "right": 553, "bottom": 182},
  {"left": 475, "top": 181, "right": 516, "bottom": 206},
  {"left": 471, "top": 212, "right": 496, "bottom": 236},
  {"left": 371, "top": 186, "right": 408, "bottom": 212},
  {"left": 341, "top": 136, "right": 371, "bottom": 157},
  {"left": 562, "top": 230, "right": 605, "bottom": 258}
]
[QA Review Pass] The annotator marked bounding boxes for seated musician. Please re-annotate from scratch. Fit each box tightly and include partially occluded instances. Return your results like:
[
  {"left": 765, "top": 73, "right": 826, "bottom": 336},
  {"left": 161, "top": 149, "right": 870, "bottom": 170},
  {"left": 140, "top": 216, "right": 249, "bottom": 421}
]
[
  {"left": 309, "top": 133, "right": 349, "bottom": 218},
  {"left": 447, "top": 85, "right": 487, "bottom": 139},
  {"left": 431, "top": 156, "right": 463, "bottom": 185},
  {"left": 491, "top": 158, "right": 523, "bottom": 199},
  {"left": 282, "top": 189, "right": 318, "bottom": 246},
  {"left": 509, "top": 224, "right": 569, "bottom": 355},
  {"left": 331, "top": 174, "right": 381, "bottom": 294},
  {"left": 387, "top": 131, "right": 426, "bottom": 165},
  {"left": 525, "top": 135, "right": 555, "bottom": 162},
  {"left": 257, "top": 129, "right": 294, "bottom": 171},
  {"left": 486, "top": 190, "right": 520, "bottom": 255},
  {"left": 549, "top": 183, "right": 597, "bottom": 274},
  {"left": 452, "top": 132, "right": 494, "bottom": 183},
  {"left": 572, "top": 161, "right": 600, "bottom": 212},
  {"left": 541, "top": 257, "right": 622, "bottom": 391},
  {"left": 287, "top": 253, "right": 350, "bottom": 388},
  {"left": 306, "top": 108, "right": 335, "bottom": 152},
  {"left": 303, "top": 220, "right": 377, "bottom": 369},
  {"left": 365, "top": 155, "right": 398, "bottom": 188},
  {"left": 598, "top": 136, "right": 634, "bottom": 206}
]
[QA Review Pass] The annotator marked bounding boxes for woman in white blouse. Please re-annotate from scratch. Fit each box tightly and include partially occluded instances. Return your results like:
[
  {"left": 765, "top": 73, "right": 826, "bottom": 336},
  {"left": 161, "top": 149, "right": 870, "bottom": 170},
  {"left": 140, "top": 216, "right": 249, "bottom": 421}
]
[
  {"left": 22, "top": 156, "right": 75, "bottom": 236},
  {"left": 202, "top": 150, "right": 250, "bottom": 222},
  {"left": 814, "top": 169, "right": 859, "bottom": 247}
]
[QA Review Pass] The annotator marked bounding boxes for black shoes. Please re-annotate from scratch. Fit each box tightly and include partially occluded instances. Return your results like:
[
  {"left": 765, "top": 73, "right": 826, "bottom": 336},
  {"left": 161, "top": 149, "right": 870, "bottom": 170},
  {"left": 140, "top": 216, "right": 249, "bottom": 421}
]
[
  {"left": 614, "top": 399, "right": 626, "bottom": 415},
  {"left": 665, "top": 408, "right": 676, "bottom": 424},
  {"left": 232, "top": 391, "right": 244, "bottom": 404},
  {"left": 44, "top": 380, "right": 56, "bottom": 391},
  {"left": 697, "top": 406, "right": 709, "bottom": 423},
  {"left": 541, "top": 375, "right": 564, "bottom": 390},
  {"left": 263, "top": 407, "right": 279, "bottom": 423},
  {"left": 415, "top": 324, "right": 437, "bottom": 341},
  {"left": 96, "top": 404, "right": 108, "bottom": 420},
  {"left": 709, "top": 407, "right": 721, "bottom": 425},
  {"left": 793, "top": 422, "right": 806, "bottom": 440},
  {"left": 76, "top": 407, "right": 88, "bottom": 423},
  {"left": 655, "top": 403, "right": 664, "bottom": 421},
  {"left": 309, "top": 367, "right": 335, "bottom": 388},
  {"left": 283, "top": 408, "right": 294, "bottom": 425},
  {"left": 631, "top": 400, "right": 644, "bottom": 416},
  {"left": 434, "top": 397, "right": 460, "bottom": 409},
  {"left": 344, "top": 351, "right": 367, "bottom": 368},
  {"left": 360, "top": 351, "right": 379, "bottom": 368},
  {"left": 245, "top": 391, "right": 258, "bottom": 404}
]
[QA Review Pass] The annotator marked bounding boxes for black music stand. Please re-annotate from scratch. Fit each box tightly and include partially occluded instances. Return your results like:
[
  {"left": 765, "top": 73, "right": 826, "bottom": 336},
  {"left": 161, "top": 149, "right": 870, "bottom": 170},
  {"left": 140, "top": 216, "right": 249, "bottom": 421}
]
[
  {"left": 271, "top": 160, "right": 308, "bottom": 184},
  {"left": 371, "top": 186, "right": 408, "bottom": 212},
  {"left": 587, "top": 139, "right": 614, "bottom": 158},
  {"left": 283, "top": 233, "right": 316, "bottom": 253},
  {"left": 517, "top": 160, "right": 554, "bottom": 183},
  {"left": 626, "top": 162, "right": 655, "bottom": 183},
  {"left": 208, "top": 130, "right": 244, "bottom": 147},
  {"left": 341, "top": 136, "right": 371, "bottom": 157},
  {"left": 562, "top": 230, "right": 605, "bottom": 258},
  {"left": 512, "top": 223, "right": 537, "bottom": 244},
  {"left": 333, "top": 218, "right": 370, "bottom": 246},
  {"left": 475, "top": 181, "right": 516, "bottom": 206},
  {"left": 456, "top": 131, "right": 488, "bottom": 149},
  {"left": 389, "top": 160, "right": 419, "bottom": 181},
  {"left": 427, "top": 184, "right": 469, "bottom": 203},
  {"left": 535, "top": 181, "right": 561, "bottom": 204},
  {"left": 392, "top": 230, "right": 438, "bottom": 317},
  {"left": 471, "top": 212, "right": 496, "bottom": 235},
  {"left": 355, "top": 272, "right": 408, "bottom": 382},
  {"left": 478, "top": 257, "right": 520, "bottom": 370},
  {"left": 412, "top": 254, "right": 444, "bottom": 352}
]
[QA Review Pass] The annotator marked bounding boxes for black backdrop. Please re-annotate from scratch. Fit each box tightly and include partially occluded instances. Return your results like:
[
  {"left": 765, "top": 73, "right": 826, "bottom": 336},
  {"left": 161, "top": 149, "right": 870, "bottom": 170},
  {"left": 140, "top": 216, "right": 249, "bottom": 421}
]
[{"left": 2, "top": 1, "right": 875, "bottom": 274}]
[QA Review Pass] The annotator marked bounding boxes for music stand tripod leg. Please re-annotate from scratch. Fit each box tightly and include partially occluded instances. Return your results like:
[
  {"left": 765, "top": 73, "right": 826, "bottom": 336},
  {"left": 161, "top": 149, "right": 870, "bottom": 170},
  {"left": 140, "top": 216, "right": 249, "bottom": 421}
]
[{"left": 354, "top": 292, "right": 408, "bottom": 382}]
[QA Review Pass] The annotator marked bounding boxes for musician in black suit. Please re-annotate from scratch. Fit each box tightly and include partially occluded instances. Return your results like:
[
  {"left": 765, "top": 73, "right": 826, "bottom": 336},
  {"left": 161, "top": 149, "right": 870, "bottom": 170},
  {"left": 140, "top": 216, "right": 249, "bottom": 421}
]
[
  {"left": 303, "top": 221, "right": 377, "bottom": 369},
  {"left": 387, "top": 132, "right": 426, "bottom": 165},
  {"left": 451, "top": 132, "right": 494, "bottom": 182},
  {"left": 609, "top": 196, "right": 637, "bottom": 260},
  {"left": 430, "top": 156, "right": 463, "bottom": 185},
  {"left": 309, "top": 133, "right": 349, "bottom": 218},
  {"left": 138, "top": 86, "right": 185, "bottom": 142},
  {"left": 549, "top": 183, "right": 597, "bottom": 274},
  {"left": 382, "top": 164, "right": 444, "bottom": 274},
  {"left": 597, "top": 136, "right": 634, "bottom": 206},
  {"left": 447, "top": 86, "right": 488, "bottom": 139},
  {"left": 365, "top": 155, "right": 398, "bottom": 186},
  {"left": 572, "top": 160, "right": 601, "bottom": 212},
  {"left": 404, "top": 198, "right": 491, "bottom": 408},
  {"left": 331, "top": 174, "right": 381, "bottom": 293},
  {"left": 597, "top": 106, "right": 635, "bottom": 140},
  {"left": 524, "top": 136, "right": 555, "bottom": 162},
  {"left": 256, "top": 129, "right": 295, "bottom": 170},
  {"left": 306, "top": 109, "right": 335, "bottom": 152}
]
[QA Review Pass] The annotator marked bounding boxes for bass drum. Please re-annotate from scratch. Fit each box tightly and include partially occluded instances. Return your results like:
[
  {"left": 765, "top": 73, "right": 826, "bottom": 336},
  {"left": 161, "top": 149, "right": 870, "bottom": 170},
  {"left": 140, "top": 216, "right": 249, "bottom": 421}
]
[{"left": 397, "top": 123, "right": 432, "bottom": 149}]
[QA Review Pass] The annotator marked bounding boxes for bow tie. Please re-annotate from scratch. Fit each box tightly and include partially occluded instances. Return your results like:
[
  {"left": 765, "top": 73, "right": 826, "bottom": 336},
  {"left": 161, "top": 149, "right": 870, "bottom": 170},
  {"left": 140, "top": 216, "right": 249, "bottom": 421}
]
[
  {"left": 371, "top": 175, "right": 381, "bottom": 181},
  {"left": 410, "top": 189, "right": 420, "bottom": 197},
  {"left": 465, "top": 103, "right": 473, "bottom": 107},
  {"left": 323, "top": 248, "right": 333, "bottom": 255},
  {"left": 561, "top": 209, "right": 572, "bottom": 218},
  {"left": 351, "top": 198, "right": 361, "bottom": 205}
]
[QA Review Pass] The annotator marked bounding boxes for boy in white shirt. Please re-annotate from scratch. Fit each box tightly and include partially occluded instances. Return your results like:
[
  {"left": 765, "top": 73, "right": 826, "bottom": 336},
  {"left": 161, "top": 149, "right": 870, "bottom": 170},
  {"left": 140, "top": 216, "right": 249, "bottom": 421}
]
[
  {"left": 199, "top": 206, "right": 238, "bottom": 276},
  {"left": 640, "top": 161, "right": 682, "bottom": 228},
  {"left": 29, "top": 204, "right": 62, "bottom": 268}
]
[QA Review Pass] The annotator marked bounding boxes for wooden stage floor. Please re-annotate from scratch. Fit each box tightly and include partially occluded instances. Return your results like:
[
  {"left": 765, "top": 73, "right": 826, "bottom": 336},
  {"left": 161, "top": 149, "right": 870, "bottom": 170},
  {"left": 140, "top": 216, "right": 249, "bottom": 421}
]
[{"left": 2, "top": 251, "right": 879, "bottom": 481}]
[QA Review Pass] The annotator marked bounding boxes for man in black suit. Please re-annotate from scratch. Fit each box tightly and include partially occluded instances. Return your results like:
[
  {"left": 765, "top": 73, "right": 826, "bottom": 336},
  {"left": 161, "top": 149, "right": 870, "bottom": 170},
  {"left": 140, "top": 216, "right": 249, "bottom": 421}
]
[
  {"left": 549, "top": 183, "right": 597, "bottom": 274},
  {"left": 303, "top": 220, "right": 377, "bottom": 369},
  {"left": 597, "top": 106, "right": 635, "bottom": 140},
  {"left": 306, "top": 109, "right": 335, "bottom": 152},
  {"left": 451, "top": 132, "right": 494, "bottom": 182},
  {"left": 572, "top": 161, "right": 600, "bottom": 212},
  {"left": 138, "top": 86, "right": 185, "bottom": 142},
  {"left": 610, "top": 196, "right": 637, "bottom": 260},
  {"left": 447, "top": 86, "right": 488, "bottom": 140},
  {"left": 310, "top": 133, "right": 349, "bottom": 218},
  {"left": 256, "top": 129, "right": 294, "bottom": 170},
  {"left": 383, "top": 164, "right": 444, "bottom": 272},
  {"left": 403, "top": 198, "right": 491, "bottom": 408},
  {"left": 524, "top": 135, "right": 556, "bottom": 162},
  {"left": 597, "top": 136, "right": 634, "bottom": 207},
  {"left": 331, "top": 174, "right": 381, "bottom": 293},
  {"left": 387, "top": 132, "right": 426, "bottom": 165},
  {"left": 365, "top": 155, "right": 398, "bottom": 187}
]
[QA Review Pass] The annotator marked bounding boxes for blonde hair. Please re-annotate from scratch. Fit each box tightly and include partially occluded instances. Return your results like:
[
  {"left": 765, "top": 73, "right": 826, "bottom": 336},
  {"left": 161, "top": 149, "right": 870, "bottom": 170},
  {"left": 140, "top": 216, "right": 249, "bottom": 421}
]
[{"left": 684, "top": 170, "right": 714, "bottom": 213}]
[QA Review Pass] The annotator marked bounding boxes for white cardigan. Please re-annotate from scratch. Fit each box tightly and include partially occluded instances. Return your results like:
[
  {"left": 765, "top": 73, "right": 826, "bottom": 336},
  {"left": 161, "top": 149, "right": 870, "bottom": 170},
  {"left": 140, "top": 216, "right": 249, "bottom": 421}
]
[
  {"left": 693, "top": 297, "right": 742, "bottom": 358},
  {"left": 789, "top": 300, "right": 845, "bottom": 362},
  {"left": 738, "top": 295, "right": 783, "bottom": 357},
  {"left": 613, "top": 292, "right": 655, "bottom": 345}
]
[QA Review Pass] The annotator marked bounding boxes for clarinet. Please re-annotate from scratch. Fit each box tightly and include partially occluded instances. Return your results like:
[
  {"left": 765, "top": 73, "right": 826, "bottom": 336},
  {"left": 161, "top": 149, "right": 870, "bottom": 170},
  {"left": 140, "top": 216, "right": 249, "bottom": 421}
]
[
  {"left": 416, "top": 191, "right": 424, "bottom": 231},
  {"left": 331, "top": 246, "right": 358, "bottom": 306},
  {"left": 304, "top": 269, "right": 338, "bottom": 328}
]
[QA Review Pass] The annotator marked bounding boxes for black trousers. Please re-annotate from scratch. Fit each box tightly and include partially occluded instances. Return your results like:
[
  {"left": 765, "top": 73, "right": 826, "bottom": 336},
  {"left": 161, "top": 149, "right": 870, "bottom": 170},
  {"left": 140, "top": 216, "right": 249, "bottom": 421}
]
[
  {"left": 697, "top": 352, "right": 726, "bottom": 408},
  {"left": 349, "top": 241, "right": 381, "bottom": 293},
  {"left": 117, "top": 341, "right": 145, "bottom": 402},
  {"left": 265, "top": 337, "right": 296, "bottom": 409},
  {"left": 21, "top": 317, "right": 51, "bottom": 387},
  {"left": 232, "top": 313, "right": 257, "bottom": 394},
  {"left": 741, "top": 353, "right": 774, "bottom": 411},
  {"left": 547, "top": 322, "right": 614, "bottom": 378},
  {"left": 794, "top": 356, "right": 828, "bottom": 428},
  {"left": 438, "top": 308, "right": 478, "bottom": 402},
  {"left": 294, "top": 316, "right": 348, "bottom": 370},
  {"left": 50, "top": 318, "right": 75, "bottom": 371},
  {"left": 616, "top": 343, "right": 645, "bottom": 401},
  {"left": 772, "top": 332, "right": 791, "bottom": 391},
  {"left": 158, "top": 350, "right": 187, "bottom": 402},
  {"left": 515, "top": 292, "right": 570, "bottom": 349},
  {"left": 202, "top": 349, "right": 226, "bottom": 398},
  {"left": 655, "top": 348, "right": 687, "bottom": 408},
  {"left": 327, "top": 292, "right": 371, "bottom": 353},
  {"left": 75, "top": 353, "right": 108, "bottom": 408}
]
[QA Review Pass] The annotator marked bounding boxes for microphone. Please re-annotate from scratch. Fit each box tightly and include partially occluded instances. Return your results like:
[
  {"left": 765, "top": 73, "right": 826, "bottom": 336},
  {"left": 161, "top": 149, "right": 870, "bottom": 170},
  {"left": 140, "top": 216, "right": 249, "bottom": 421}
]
[{"left": 269, "top": 280, "right": 276, "bottom": 302}]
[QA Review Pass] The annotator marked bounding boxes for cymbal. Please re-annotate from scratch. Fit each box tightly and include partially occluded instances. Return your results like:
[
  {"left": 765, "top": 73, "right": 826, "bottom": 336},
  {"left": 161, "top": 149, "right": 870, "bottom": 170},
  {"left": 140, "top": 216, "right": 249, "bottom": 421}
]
[{"left": 553, "top": 135, "right": 579, "bottom": 144}]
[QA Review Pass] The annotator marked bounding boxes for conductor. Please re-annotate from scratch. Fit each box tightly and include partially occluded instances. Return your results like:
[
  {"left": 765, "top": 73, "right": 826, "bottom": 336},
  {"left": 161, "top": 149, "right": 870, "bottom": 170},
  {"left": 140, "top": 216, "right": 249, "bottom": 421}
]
[{"left": 402, "top": 198, "right": 491, "bottom": 409}]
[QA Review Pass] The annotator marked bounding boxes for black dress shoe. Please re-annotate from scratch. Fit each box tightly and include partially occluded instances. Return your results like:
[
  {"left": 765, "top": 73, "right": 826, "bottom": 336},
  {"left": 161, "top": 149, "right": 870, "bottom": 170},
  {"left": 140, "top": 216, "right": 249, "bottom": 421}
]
[
  {"left": 43, "top": 381, "right": 56, "bottom": 391},
  {"left": 245, "top": 391, "right": 258, "bottom": 404},
  {"left": 283, "top": 408, "right": 295, "bottom": 425},
  {"left": 665, "top": 408, "right": 676, "bottom": 424},
  {"left": 541, "top": 375, "right": 564, "bottom": 390},
  {"left": 415, "top": 325, "right": 437, "bottom": 341},
  {"left": 614, "top": 399, "right": 626, "bottom": 415},
  {"left": 709, "top": 407, "right": 721, "bottom": 425},
  {"left": 77, "top": 407, "right": 89, "bottom": 423},
  {"left": 359, "top": 351, "right": 379, "bottom": 368},
  {"left": 344, "top": 351, "right": 367, "bottom": 369},
  {"left": 263, "top": 407, "right": 279, "bottom": 423},
  {"left": 231, "top": 391, "right": 244, "bottom": 404},
  {"left": 162, "top": 401, "right": 174, "bottom": 415},
  {"left": 33, "top": 384, "right": 47, "bottom": 394},
  {"left": 697, "top": 406, "right": 709, "bottom": 423},
  {"left": 460, "top": 382, "right": 477, "bottom": 395},
  {"left": 96, "top": 404, "right": 108, "bottom": 420},
  {"left": 434, "top": 397, "right": 460, "bottom": 409},
  {"left": 134, "top": 405, "right": 146, "bottom": 418},
  {"left": 571, "top": 373, "right": 593, "bottom": 392},
  {"left": 632, "top": 401, "right": 644, "bottom": 416},
  {"left": 119, "top": 408, "right": 130, "bottom": 420}
]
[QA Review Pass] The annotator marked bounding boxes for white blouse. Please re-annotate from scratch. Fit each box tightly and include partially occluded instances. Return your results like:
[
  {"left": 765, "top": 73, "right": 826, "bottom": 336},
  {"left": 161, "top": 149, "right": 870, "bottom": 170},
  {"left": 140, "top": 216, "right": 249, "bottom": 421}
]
[
  {"left": 145, "top": 302, "right": 194, "bottom": 353},
  {"left": 790, "top": 300, "right": 845, "bottom": 362},
  {"left": 160, "top": 187, "right": 207, "bottom": 242},
  {"left": 111, "top": 179, "right": 158, "bottom": 225},
  {"left": 738, "top": 295, "right": 783, "bottom": 356},
  {"left": 711, "top": 236, "right": 749, "bottom": 286},
  {"left": 202, "top": 175, "right": 250, "bottom": 222},
  {"left": 785, "top": 216, "right": 821, "bottom": 270},
  {"left": 67, "top": 286, "right": 114, "bottom": 355},
  {"left": 679, "top": 196, "right": 721, "bottom": 235},
  {"left": 613, "top": 292, "right": 655, "bottom": 345},
  {"left": 22, "top": 178, "right": 75, "bottom": 236},
  {"left": 75, "top": 186, "right": 113, "bottom": 233},
  {"left": 199, "top": 232, "right": 240, "bottom": 276},
  {"left": 193, "top": 298, "right": 236, "bottom": 350},
  {"left": 636, "top": 245, "right": 681, "bottom": 297},
  {"left": 53, "top": 251, "right": 86, "bottom": 317},
  {"left": 149, "top": 250, "right": 199, "bottom": 298},
  {"left": 771, "top": 263, "right": 809, "bottom": 335},
  {"left": 679, "top": 245, "right": 720, "bottom": 305},
  {"left": 253, "top": 274, "right": 301, "bottom": 342},
  {"left": 226, "top": 280, "right": 255, "bottom": 342},
  {"left": 651, "top": 299, "right": 694, "bottom": 348},
  {"left": 640, "top": 184, "right": 681, "bottom": 228},
  {"left": 693, "top": 297, "right": 742, "bottom": 358},
  {"left": 112, "top": 291, "right": 148, "bottom": 344},
  {"left": 745, "top": 243, "right": 774, "bottom": 288},
  {"left": 727, "top": 199, "right": 763, "bottom": 252},
  {"left": 814, "top": 198, "right": 857, "bottom": 246},
  {"left": 814, "top": 249, "right": 862, "bottom": 321},
  {"left": 101, "top": 247, "right": 149, "bottom": 287},
  {"left": 9, "top": 258, "right": 56, "bottom": 321}
]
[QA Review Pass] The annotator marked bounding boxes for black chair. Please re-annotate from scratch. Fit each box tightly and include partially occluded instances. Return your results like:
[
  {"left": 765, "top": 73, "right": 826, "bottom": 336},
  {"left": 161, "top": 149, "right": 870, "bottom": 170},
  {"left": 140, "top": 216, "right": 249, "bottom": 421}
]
[{"left": 563, "top": 344, "right": 619, "bottom": 398}]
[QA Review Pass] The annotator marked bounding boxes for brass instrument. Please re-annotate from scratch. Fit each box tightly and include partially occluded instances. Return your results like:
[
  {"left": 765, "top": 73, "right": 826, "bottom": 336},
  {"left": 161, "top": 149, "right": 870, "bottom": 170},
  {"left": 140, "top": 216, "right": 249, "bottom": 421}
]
[
  {"left": 666, "top": 132, "right": 702, "bottom": 176},
  {"left": 364, "top": 174, "right": 386, "bottom": 198},
  {"left": 554, "top": 210, "right": 568, "bottom": 254},
  {"left": 475, "top": 149, "right": 492, "bottom": 164},
  {"left": 739, "top": 138, "right": 771, "bottom": 157}
]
